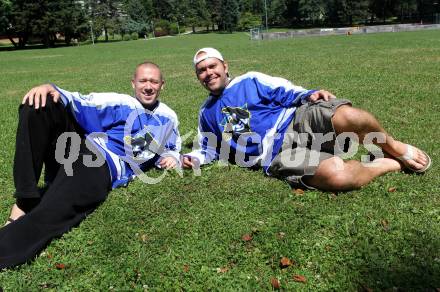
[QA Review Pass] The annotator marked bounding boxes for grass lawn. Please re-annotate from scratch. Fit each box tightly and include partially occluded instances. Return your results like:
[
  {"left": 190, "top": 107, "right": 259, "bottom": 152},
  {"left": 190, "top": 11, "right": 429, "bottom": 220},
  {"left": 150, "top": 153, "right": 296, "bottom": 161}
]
[{"left": 0, "top": 30, "right": 439, "bottom": 290}]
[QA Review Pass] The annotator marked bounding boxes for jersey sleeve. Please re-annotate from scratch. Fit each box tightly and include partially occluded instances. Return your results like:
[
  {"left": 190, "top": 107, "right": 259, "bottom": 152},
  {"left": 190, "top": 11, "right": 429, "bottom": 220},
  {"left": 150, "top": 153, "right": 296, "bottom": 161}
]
[
  {"left": 52, "top": 85, "right": 132, "bottom": 133},
  {"left": 155, "top": 112, "right": 182, "bottom": 167},
  {"left": 185, "top": 111, "right": 219, "bottom": 165},
  {"left": 251, "top": 72, "right": 316, "bottom": 107}
]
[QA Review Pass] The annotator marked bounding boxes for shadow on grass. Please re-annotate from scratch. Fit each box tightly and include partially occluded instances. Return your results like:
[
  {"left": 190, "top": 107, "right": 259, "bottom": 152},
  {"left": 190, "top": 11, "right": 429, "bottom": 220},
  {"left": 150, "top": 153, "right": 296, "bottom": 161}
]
[
  {"left": 356, "top": 231, "right": 440, "bottom": 290},
  {"left": 0, "top": 40, "right": 127, "bottom": 52},
  {"left": 0, "top": 44, "right": 70, "bottom": 52}
]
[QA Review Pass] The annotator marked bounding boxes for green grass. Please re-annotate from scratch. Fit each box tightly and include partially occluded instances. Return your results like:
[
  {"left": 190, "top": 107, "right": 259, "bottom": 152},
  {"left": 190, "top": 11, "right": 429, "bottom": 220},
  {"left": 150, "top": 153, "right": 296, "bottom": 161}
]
[{"left": 0, "top": 31, "right": 439, "bottom": 290}]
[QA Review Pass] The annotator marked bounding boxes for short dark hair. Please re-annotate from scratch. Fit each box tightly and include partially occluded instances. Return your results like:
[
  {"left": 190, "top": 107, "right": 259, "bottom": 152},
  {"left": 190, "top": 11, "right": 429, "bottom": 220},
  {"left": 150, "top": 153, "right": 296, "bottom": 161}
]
[{"left": 133, "top": 61, "right": 163, "bottom": 81}]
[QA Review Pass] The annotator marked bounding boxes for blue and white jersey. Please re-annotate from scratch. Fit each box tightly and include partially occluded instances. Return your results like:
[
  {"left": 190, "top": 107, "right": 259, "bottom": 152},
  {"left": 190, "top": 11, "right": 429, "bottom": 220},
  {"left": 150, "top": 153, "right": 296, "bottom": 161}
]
[
  {"left": 54, "top": 85, "right": 181, "bottom": 189},
  {"left": 186, "top": 72, "right": 315, "bottom": 173}
]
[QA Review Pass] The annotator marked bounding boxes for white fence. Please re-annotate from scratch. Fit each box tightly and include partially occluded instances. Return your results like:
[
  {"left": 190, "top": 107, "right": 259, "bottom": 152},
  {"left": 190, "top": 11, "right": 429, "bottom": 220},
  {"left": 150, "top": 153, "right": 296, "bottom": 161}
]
[{"left": 251, "top": 24, "right": 440, "bottom": 40}]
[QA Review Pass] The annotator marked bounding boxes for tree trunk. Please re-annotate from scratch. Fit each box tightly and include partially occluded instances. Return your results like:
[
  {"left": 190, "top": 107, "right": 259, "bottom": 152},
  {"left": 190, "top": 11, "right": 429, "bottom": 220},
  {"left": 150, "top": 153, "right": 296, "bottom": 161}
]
[
  {"left": 50, "top": 33, "right": 57, "bottom": 47},
  {"left": 8, "top": 35, "right": 18, "bottom": 48},
  {"left": 18, "top": 36, "right": 26, "bottom": 49},
  {"left": 65, "top": 32, "right": 72, "bottom": 46},
  {"left": 42, "top": 33, "right": 49, "bottom": 48},
  {"left": 104, "top": 26, "right": 108, "bottom": 42}
]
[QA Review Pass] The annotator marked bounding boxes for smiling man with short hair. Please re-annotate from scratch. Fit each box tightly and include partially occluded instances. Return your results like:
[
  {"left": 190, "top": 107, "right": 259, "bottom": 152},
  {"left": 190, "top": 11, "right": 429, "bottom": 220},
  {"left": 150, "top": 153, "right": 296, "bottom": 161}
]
[
  {"left": 0, "top": 61, "right": 181, "bottom": 269},
  {"left": 183, "top": 47, "right": 431, "bottom": 191}
]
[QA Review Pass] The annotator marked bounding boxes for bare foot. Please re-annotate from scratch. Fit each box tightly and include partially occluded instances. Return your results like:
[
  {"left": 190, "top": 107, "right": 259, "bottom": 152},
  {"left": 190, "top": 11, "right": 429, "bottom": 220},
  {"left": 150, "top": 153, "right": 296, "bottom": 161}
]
[
  {"left": 364, "top": 157, "right": 402, "bottom": 172},
  {"left": 4, "top": 203, "right": 25, "bottom": 226},
  {"left": 387, "top": 141, "right": 430, "bottom": 172}
]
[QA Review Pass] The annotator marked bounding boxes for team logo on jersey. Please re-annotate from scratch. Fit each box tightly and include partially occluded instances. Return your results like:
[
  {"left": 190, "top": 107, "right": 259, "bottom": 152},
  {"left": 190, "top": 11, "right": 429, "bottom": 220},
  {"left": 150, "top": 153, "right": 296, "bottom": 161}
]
[
  {"left": 124, "top": 126, "right": 160, "bottom": 162},
  {"left": 220, "top": 104, "right": 252, "bottom": 141}
]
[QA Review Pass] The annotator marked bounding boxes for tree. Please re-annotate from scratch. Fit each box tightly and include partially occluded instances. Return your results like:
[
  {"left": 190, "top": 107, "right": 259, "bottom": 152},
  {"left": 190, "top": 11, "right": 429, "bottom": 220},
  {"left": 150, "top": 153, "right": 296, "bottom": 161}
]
[
  {"left": 237, "top": 11, "right": 262, "bottom": 30},
  {"left": 183, "top": 0, "right": 210, "bottom": 33},
  {"left": 152, "top": 0, "right": 175, "bottom": 20},
  {"left": 123, "top": 0, "right": 153, "bottom": 37},
  {"left": 369, "top": 0, "right": 398, "bottom": 23},
  {"left": 299, "top": 0, "right": 324, "bottom": 26},
  {"left": 220, "top": 0, "right": 240, "bottom": 32},
  {"left": 5, "top": 0, "right": 39, "bottom": 48},
  {"left": 1, "top": 0, "right": 88, "bottom": 48},
  {"left": 0, "top": 0, "right": 12, "bottom": 40},
  {"left": 269, "top": 0, "right": 288, "bottom": 26},
  {"left": 60, "top": 1, "right": 88, "bottom": 45},
  {"left": 207, "top": 0, "right": 221, "bottom": 30},
  {"left": 88, "top": 0, "right": 123, "bottom": 42},
  {"left": 396, "top": 0, "right": 418, "bottom": 22},
  {"left": 335, "top": 0, "right": 369, "bottom": 25},
  {"left": 240, "top": 0, "right": 264, "bottom": 14},
  {"left": 37, "top": 0, "right": 87, "bottom": 46}
]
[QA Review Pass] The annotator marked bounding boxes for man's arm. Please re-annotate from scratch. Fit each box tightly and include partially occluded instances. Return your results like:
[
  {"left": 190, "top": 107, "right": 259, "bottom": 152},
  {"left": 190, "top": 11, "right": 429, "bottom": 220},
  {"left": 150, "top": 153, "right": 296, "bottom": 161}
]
[
  {"left": 182, "top": 114, "right": 219, "bottom": 169},
  {"left": 251, "top": 72, "right": 335, "bottom": 106},
  {"left": 156, "top": 114, "right": 182, "bottom": 170},
  {"left": 22, "top": 84, "right": 61, "bottom": 109}
]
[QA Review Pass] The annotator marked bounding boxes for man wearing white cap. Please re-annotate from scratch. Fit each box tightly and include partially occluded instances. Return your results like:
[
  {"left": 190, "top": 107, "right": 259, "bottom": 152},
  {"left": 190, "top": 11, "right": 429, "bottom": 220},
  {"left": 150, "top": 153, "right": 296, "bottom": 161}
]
[{"left": 182, "top": 47, "right": 431, "bottom": 191}]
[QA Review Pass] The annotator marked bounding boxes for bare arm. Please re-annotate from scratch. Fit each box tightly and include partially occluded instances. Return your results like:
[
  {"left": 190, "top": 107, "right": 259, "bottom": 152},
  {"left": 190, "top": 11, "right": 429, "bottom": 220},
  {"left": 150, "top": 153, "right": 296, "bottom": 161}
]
[{"left": 22, "top": 84, "right": 61, "bottom": 109}]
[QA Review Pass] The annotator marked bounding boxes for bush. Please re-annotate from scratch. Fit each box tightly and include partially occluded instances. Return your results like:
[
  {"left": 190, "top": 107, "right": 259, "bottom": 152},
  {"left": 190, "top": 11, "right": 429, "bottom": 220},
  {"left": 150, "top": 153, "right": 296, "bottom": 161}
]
[
  {"left": 169, "top": 23, "right": 180, "bottom": 35},
  {"left": 153, "top": 27, "right": 166, "bottom": 37},
  {"left": 123, "top": 34, "right": 131, "bottom": 41},
  {"left": 131, "top": 32, "right": 139, "bottom": 40},
  {"left": 166, "top": 23, "right": 185, "bottom": 35},
  {"left": 238, "top": 12, "right": 262, "bottom": 31},
  {"left": 154, "top": 19, "right": 170, "bottom": 36}
]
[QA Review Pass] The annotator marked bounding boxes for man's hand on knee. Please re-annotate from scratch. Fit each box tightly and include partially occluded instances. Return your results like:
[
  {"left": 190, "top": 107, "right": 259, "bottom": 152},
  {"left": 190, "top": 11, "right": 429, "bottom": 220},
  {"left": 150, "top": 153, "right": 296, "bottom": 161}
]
[
  {"left": 22, "top": 84, "right": 61, "bottom": 109},
  {"left": 307, "top": 90, "right": 335, "bottom": 103}
]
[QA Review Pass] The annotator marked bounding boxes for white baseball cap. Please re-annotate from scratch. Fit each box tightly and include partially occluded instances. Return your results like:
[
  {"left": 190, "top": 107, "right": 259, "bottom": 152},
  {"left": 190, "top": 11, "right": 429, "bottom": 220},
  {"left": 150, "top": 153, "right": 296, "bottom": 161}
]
[{"left": 193, "top": 47, "right": 224, "bottom": 66}]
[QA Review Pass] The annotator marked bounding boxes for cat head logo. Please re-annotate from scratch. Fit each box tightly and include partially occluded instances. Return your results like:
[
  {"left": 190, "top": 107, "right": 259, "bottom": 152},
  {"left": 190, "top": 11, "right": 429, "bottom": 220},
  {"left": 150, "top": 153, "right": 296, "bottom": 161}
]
[
  {"left": 124, "top": 127, "right": 160, "bottom": 162},
  {"left": 220, "top": 104, "right": 251, "bottom": 141}
]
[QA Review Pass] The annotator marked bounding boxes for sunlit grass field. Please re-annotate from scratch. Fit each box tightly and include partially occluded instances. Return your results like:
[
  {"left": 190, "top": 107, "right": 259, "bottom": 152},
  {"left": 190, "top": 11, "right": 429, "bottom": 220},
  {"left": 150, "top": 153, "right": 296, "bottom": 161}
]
[{"left": 0, "top": 30, "right": 439, "bottom": 290}]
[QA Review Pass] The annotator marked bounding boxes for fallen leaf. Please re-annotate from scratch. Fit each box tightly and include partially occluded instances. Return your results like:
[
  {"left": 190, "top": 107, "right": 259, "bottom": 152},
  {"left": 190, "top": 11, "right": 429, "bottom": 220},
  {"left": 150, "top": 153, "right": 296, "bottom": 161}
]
[
  {"left": 46, "top": 253, "right": 53, "bottom": 259},
  {"left": 270, "top": 277, "right": 281, "bottom": 289},
  {"left": 279, "top": 257, "right": 293, "bottom": 268},
  {"left": 292, "top": 274, "right": 307, "bottom": 283},
  {"left": 141, "top": 234, "right": 149, "bottom": 242},
  {"left": 55, "top": 263, "right": 66, "bottom": 270},
  {"left": 381, "top": 219, "right": 390, "bottom": 232},
  {"left": 276, "top": 232, "right": 286, "bottom": 239},
  {"left": 216, "top": 266, "right": 229, "bottom": 273},
  {"left": 328, "top": 193, "right": 337, "bottom": 199},
  {"left": 183, "top": 264, "right": 190, "bottom": 272},
  {"left": 388, "top": 187, "right": 397, "bottom": 192},
  {"left": 242, "top": 234, "right": 253, "bottom": 242},
  {"left": 38, "top": 282, "right": 55, "bottom": 289},
  {"left": 294, "top": 189, "right": 304, "bottom": 195}
]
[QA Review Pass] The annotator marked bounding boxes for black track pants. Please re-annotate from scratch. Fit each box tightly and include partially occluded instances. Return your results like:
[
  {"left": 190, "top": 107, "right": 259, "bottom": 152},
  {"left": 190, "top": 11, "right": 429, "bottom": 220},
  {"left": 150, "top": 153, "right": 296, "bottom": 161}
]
[{"left": 0, "top": 100, "right": 111, "bottom": 270}]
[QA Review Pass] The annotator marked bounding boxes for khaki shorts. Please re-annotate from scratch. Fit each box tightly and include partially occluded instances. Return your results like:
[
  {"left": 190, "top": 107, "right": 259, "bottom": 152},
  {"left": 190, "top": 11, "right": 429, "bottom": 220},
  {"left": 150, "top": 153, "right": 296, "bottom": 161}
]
[{"left": 268, "top": 98, "right": 352, "bottom": 189}]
